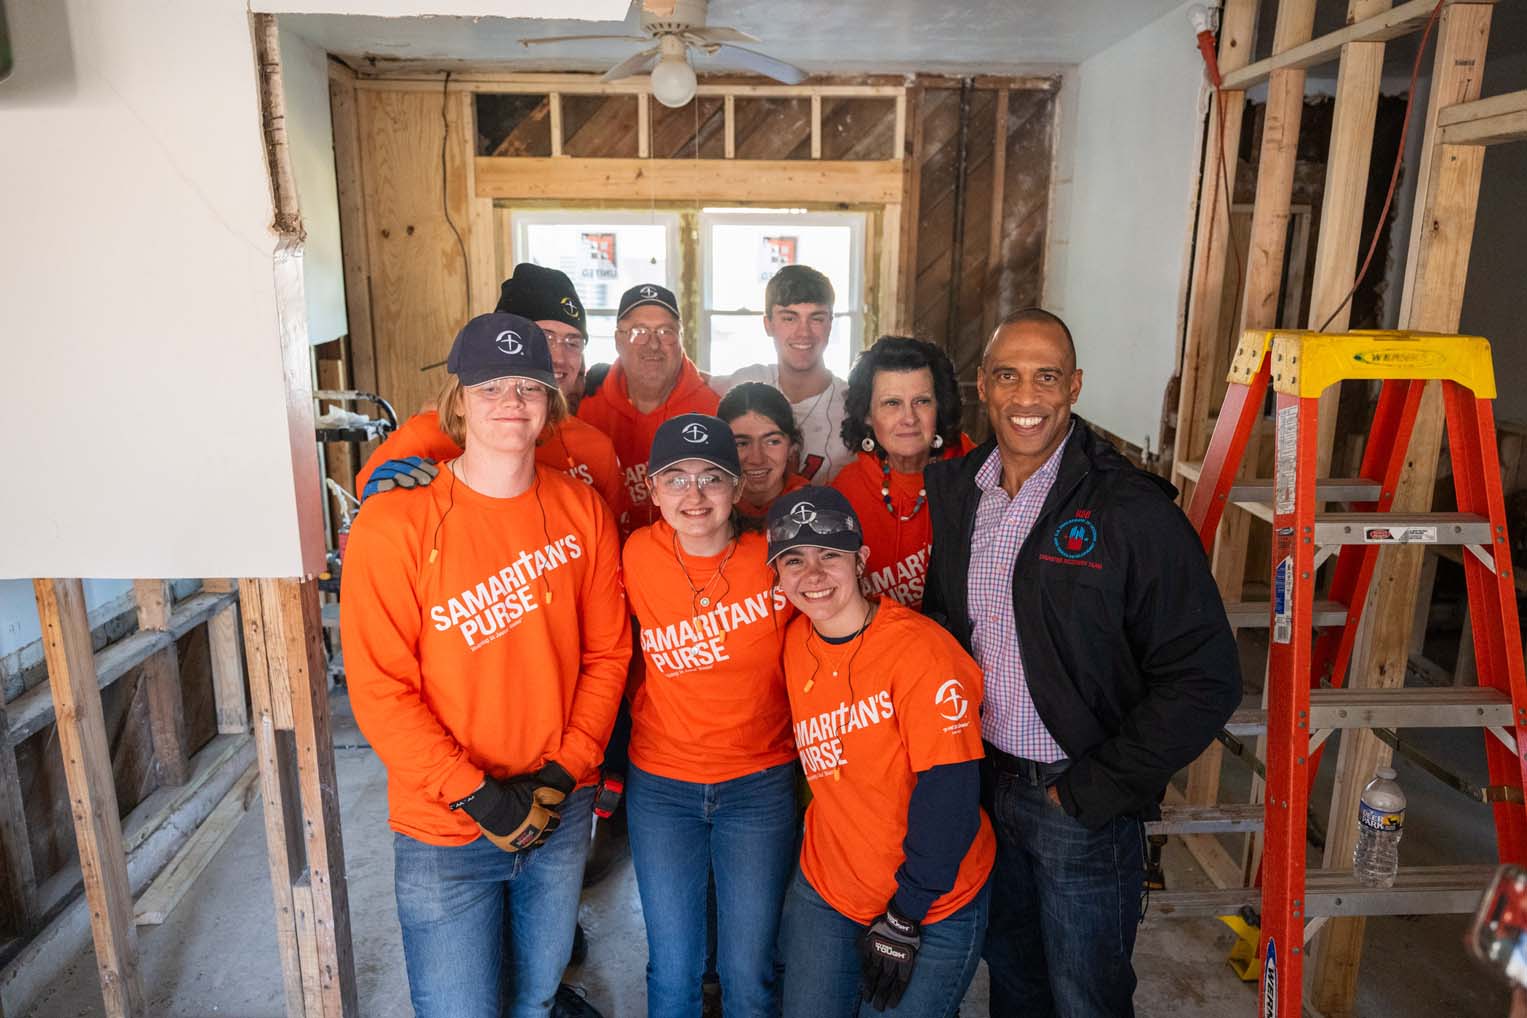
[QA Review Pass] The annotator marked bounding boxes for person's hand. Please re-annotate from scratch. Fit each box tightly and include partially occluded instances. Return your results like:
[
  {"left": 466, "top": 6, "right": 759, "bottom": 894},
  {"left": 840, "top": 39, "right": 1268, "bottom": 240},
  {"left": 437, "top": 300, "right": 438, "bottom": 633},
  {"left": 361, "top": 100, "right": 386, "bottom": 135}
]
[
  {"left": 531, "top": 761, "right": 575, "bottom": 812},
  {"left": 360, "top": 457, "right": 438, "bottom": 502},
  {"left": 859, "top": 903, "right": 921, "bottom": 1011},
  {"left": 453, "top": 775, "right": 561, "bottom": 852}
]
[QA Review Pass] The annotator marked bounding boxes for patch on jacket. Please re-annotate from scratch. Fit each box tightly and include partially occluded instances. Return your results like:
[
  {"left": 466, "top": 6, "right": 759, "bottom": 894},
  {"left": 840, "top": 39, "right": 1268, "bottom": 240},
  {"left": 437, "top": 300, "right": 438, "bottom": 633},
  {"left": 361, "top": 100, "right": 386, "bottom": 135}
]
[{"left": 1039, "top": 512, "right": 1101, "bottom": 570}]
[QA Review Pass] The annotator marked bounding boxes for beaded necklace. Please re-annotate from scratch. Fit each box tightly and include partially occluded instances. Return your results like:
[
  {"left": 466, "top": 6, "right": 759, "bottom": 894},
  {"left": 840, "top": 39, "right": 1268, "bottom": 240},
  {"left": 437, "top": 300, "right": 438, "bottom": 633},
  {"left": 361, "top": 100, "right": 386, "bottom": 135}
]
[{"left": 879, "top": 456, "right": 927, "bottom": 521}]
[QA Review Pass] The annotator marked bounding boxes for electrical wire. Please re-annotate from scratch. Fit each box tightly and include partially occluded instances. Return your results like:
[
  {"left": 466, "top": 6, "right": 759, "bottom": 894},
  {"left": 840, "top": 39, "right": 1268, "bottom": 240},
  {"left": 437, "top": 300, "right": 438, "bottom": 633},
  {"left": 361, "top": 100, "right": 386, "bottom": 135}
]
[
  {"left": 441, "top": 71, "right": 472, "bottom": 330},
  {"left": 1316, "top": 0, "right": 1446, "bottom": 332}
]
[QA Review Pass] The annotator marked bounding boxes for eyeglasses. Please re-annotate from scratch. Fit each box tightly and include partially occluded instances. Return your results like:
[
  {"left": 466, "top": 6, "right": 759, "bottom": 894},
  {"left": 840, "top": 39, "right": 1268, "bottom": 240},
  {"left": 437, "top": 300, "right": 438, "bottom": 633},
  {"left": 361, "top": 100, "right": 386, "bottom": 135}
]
[
  {"left": 652, "top": 470, "right": 737, "bottom": 496},
  {"left": 615, "top": 325, "right": 681, "bottom": 345},
  {"left": 545, "top": 335, "right": 587, "bottom": 353},
  {"left": 465, "top": 378, "right": 551, "bottom": 403},
  {"left": 766, "top": 508, "right": 860, "bottom": 543}
]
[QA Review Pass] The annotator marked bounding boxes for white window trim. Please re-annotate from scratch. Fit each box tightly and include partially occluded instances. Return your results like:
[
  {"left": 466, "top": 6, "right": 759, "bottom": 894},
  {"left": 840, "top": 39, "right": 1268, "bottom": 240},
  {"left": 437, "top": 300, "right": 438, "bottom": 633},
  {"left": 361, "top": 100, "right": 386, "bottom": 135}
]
[{"left": 509, "top": 209, "right": 682, "bottom": 315}]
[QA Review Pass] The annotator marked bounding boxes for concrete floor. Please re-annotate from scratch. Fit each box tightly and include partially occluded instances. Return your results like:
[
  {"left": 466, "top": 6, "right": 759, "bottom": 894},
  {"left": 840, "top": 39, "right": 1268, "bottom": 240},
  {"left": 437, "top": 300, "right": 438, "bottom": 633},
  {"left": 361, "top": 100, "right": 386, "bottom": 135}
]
[{"left": 20, "top": 686, "right": 1518, "bottom": 1017}]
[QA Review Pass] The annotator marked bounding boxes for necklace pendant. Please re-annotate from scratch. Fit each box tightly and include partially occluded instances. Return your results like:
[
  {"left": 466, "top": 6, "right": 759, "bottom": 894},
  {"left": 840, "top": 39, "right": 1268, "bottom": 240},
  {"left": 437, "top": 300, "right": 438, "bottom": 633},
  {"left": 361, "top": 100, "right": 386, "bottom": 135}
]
[{"left": 699, "top": 596, "right": 711, "bottom": 607}]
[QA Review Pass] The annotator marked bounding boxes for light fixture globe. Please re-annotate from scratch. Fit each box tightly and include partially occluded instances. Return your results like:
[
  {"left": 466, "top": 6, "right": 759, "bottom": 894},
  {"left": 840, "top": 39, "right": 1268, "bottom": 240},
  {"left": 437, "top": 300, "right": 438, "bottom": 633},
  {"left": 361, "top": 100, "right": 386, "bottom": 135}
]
[{"left": 650, "top": 36, "right": 697, "bottom": 108}]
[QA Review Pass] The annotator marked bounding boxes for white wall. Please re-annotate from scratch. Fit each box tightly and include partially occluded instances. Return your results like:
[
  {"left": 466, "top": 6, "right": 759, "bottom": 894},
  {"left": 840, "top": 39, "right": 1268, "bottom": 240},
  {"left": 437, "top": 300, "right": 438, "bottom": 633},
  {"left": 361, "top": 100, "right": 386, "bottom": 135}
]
[
  {"left": 280, "top": 23, "right": 348, "bottom": 347},
  {"left": 1050, "top": 1, "right": 1208, "bottom": 448}
]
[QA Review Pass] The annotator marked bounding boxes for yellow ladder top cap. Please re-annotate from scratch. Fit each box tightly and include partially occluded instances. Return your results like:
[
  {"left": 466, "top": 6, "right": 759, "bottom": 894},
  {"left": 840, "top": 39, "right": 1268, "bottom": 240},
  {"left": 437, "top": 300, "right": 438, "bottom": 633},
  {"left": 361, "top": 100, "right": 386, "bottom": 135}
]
[{"left": 1267, "top": 330, "right": 1496, "bottom": 399}]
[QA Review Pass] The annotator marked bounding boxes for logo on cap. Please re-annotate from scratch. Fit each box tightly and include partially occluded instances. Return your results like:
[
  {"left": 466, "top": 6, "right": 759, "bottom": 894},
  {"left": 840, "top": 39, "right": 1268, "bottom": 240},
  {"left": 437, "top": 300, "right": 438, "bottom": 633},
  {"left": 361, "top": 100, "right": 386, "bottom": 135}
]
[
  {"left": 496, "top": 330, "right": 524, "bottom": 356},
  {"left": 681, "top": 422, "right": 708, "bottom": 444},
  {"left": 935, "top": 678, "right": 969, "bottom": 722},
  {"left": 788, "top": 501, "right": 817, "bottom": 525},
  {"left": 560, "top": 296, "right": 581, "bottom": 318},
  {"left": 640, "top": 285, "right": 659, "bottom": 299}
]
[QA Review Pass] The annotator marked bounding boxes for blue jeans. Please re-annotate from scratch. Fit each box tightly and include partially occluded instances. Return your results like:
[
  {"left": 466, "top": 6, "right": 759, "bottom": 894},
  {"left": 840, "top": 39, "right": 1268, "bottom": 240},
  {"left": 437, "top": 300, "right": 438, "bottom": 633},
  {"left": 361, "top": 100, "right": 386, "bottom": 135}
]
[
  {"left": 982, "top": 764, "right": 1144, "bottom": 1018},
  {"left": 626, "top": 762, "right": 798, "bottom": 1018},
  {"left": 393, "top": 787, "right": 593, "bottom": 1018},
  {"left": 779, "top": 868, "right": 989, "bottom": 1018}
]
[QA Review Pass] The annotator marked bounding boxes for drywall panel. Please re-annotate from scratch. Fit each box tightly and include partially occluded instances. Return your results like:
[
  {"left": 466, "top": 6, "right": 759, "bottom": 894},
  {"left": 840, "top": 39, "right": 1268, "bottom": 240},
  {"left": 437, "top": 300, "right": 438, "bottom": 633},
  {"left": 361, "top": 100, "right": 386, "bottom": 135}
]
[
  {"left": 280, "top": 24, "right": 349, "bottom": 346},
  {"left": 1051, "top": 2, "right": 1208, "bottom": 448}
]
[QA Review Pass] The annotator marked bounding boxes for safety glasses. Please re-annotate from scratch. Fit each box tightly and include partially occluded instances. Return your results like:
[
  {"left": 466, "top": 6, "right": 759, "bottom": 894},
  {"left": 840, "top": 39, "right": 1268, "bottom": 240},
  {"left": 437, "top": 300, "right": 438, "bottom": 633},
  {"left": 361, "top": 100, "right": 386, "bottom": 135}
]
[{"left": 766, "top": 508, "right": 860, "bottom": 543}]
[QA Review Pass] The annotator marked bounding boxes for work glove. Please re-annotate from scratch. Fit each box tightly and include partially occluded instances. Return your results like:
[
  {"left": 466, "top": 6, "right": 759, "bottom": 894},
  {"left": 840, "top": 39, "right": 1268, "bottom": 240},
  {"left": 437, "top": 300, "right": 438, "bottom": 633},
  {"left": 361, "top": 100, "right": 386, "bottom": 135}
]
[
  {"left": 531, "top": 761, "right": 576, "bottom": 812},
  {"left": 360, "top": 457, "right": 438, "bottom": 502},
  {"left": 452, "top": 774, "right": 561, "bottom": 853},
  {"left": 859, "top": 902, "right": 921, "bottom": 1012}
]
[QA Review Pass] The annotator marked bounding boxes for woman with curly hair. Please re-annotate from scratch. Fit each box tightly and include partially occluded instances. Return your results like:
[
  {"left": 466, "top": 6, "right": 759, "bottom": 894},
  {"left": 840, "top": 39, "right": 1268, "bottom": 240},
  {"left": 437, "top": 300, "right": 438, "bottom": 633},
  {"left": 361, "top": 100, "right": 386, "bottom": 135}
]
[{"left": 833, "top": 336, "right": 971, "bottom": 612}]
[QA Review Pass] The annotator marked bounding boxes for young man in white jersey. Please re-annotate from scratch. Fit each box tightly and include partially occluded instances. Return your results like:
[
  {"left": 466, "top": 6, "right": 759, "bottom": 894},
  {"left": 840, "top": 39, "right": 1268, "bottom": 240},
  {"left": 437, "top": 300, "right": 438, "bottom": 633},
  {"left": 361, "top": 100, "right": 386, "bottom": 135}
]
[{"left": 709, "top": 264, "right": 853, "bottom": 483}]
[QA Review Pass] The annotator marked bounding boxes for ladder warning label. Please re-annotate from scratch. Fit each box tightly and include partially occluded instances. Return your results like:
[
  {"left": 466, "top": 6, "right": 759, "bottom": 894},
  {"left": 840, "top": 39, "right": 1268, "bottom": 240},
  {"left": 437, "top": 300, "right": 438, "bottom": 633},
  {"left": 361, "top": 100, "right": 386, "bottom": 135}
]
[
  {"left": 1275, "top": 406, "right": 1298, "bottom": 515},
  {"left": 1273, "top": 556, "right": 1293, "bottom": 644},
  {"left": 1362, "top": 526, "right": 1437, "bottom": 544}
]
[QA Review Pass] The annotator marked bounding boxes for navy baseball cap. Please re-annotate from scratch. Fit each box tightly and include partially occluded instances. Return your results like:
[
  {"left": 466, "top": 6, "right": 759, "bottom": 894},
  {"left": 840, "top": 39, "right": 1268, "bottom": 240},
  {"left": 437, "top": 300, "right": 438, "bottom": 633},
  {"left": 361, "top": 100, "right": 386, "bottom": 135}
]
[
  {"left": 648, "top": 414, "right": 740, "bottom": 478},
  {"left": 446, "top": 313, "right": 557, "bottom": 389},
  {"left": 618, "top": 282, "right": 681, "bottom": 321},
  {"left": 765, "top": 485, "right": 863, "bottom": 563}
]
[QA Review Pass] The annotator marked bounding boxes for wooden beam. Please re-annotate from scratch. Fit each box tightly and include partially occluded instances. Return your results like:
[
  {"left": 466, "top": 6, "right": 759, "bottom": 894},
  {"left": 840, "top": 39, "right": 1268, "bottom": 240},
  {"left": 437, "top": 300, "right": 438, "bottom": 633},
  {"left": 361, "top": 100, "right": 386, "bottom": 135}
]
[
  {"left": 241, "top": 578, "right": 357, "bottom": 1018},
  {"left": 1310, "top": 0, "right": 1392, "bottom": 479},
  {"left": 133, "top": 580, "right": 189, "bottom": 788},
  {"left": 133, "top": 764, "right": 258, "bottom": 926},
  {"left": 1437, "top": 87, "right": 1527, "bottom": 146},
  {"left": 896, "top": 84, "right": 925, "bottom": 333},
  {"left": 810, "top": 93, "right": 822, "bottom": 158},
  {"left": 0, "top": 696, "right": 38, "bottom": 940},
  {"left": 458, "top": 92, "right": 497, "bottom": 317},
  {"left": 474, "top": 156, "right": 905, "bottom": 204},
  {"left": 208, "top": 600, "right": 249, "bottom": 735},
  {"left": 353, "top": 72, "right": 910, "bottom": 97},
  {"left": 328, "top": 63, "right": 378, "bottom": 397},
  {"left": 637, "top": 92, "right": 651, "bottom": 158},
  {"left": 983, "top": 88, "right": 1010, "bottom": 341},
  {"left": 1220, "top": 0, "right": 1498, "bottom": 90},
  {"left": 548, "top": 92, "right": 563, "bottom": 157},
  {"left": 724, "top": 95, "right": 736, "bottom": 158},
  {"left": 33, "top": 579, "right": 146, "bottom": 1018},
  {"left": 1311, "top": 7, "right": 1494, "bottom": 1015}
]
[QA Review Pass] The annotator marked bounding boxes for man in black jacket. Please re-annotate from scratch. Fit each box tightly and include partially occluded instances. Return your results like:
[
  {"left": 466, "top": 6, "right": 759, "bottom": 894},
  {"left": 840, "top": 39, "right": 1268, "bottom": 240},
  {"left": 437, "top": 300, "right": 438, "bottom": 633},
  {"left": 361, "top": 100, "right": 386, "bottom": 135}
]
[{"left": 923, "top": 308, "right": 1240, "bottom": 1017}]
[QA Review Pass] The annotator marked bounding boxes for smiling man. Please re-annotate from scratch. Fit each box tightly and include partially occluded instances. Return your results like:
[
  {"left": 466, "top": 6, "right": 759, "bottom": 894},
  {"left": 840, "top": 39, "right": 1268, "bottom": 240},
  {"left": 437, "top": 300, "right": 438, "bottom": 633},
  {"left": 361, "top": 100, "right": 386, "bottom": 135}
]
[
  {"left": 922, "top": 307, "right": 1241, "bottom": 1018},
  {"left": 710, "top": 265, "right": 853, "bottom": 482}
]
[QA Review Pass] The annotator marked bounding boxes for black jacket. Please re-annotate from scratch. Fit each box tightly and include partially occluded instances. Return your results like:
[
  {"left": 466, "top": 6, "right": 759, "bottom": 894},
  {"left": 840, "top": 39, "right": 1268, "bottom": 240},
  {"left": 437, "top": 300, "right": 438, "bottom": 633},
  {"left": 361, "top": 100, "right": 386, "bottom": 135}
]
[{"left": 923, "top": 419, "right": 1241, "bottom": 829}]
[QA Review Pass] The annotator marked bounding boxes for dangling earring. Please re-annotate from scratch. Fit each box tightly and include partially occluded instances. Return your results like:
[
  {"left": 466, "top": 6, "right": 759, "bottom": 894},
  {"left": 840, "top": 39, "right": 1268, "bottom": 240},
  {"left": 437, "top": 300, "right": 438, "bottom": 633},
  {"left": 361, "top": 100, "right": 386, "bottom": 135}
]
[
  {"left": 861, "top": 436, "right": 876, "bottom": 453},
  {"left": 931, "top": 434, "right": 945, "bottom": 450}
]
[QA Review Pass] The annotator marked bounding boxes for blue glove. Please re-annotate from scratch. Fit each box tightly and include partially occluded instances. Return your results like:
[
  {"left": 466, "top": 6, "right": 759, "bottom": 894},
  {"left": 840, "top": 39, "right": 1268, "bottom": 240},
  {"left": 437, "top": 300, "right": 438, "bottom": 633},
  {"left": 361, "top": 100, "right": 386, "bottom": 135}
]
[{"left": 360, "top": 457, "right": 439, "bottom": 503}]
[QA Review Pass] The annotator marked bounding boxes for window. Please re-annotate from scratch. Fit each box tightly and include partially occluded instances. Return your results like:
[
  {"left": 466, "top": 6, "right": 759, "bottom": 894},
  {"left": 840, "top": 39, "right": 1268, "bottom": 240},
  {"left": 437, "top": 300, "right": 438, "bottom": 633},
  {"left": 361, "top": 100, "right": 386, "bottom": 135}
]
[
  {"left": 512, "top": 211, "right": 680, "bottom": 368},
  {"left": 701, "top": 209, "right": 865, "bottom": 378}
]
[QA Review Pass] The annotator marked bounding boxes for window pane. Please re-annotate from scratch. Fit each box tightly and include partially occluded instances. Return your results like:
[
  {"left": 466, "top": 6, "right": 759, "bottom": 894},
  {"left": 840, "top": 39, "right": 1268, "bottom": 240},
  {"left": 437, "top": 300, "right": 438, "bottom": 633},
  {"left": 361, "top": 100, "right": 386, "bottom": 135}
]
[
  {"left": 520, "top": 222, "right": 671, "bottom": 312},
  {"left": 708, "top": 313, "right": 856, "bottom": 379},
  {"left": 583, "top": 314, "right": 618, "bottom": 373},
  {"left": 706, "top": 223, "right": 856, "bottom": 313}
]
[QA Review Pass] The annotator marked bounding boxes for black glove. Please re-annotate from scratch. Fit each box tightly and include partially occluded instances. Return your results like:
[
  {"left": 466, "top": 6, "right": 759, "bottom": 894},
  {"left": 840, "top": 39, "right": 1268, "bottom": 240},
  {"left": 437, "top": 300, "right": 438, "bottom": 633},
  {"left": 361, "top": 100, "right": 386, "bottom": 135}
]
[
  {"left": 532, "top": 760, "right": 576, "bottom": 811},
  {"left": 859, "top": 902, "right": 921, "bottom": 1011},
  {"left": 451, "top": 775, "right": 559, "bottom": 853}
]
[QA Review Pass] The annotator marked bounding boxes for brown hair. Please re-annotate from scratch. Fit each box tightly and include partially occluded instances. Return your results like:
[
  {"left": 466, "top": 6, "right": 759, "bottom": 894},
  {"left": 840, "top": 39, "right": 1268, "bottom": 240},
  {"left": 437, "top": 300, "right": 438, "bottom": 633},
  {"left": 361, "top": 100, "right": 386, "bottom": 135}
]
[{"left": 436, "top": 375, "right": 569, "bottom": 448}]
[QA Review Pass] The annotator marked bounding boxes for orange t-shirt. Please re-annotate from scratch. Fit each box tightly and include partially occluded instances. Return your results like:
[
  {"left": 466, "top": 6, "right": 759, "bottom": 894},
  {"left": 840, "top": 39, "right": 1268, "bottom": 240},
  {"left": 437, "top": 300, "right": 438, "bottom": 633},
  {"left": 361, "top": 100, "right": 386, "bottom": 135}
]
[
  {"left": 340, "top": 466, "right": 632, "bottom": 845},
  {"left": 831, "top": 439, "right": 975, "bottom": 611},
  {"left": 355, "top": 411, "right": 627, "bottom": 520},
  {"left": 578, "top": 358, "right": 720, "bottom": 532},
  {"left": 784, "top": 599, "right": 994, "bottom": 924},
  {"left": 737, "top": 473, "right": 809, "bottom": 520},
  {"left": 622, "top": 524, "right": 796, "bottom": 783}
]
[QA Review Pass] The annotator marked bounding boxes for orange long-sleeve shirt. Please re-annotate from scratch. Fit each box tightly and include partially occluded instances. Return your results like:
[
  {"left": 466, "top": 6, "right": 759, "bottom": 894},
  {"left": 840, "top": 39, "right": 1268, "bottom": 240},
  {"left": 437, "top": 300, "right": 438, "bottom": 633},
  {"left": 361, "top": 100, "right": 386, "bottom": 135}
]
[
  {"left": 577, "top": 358, "right": 719, "bottom": 532},
  {"left": 340, "top": 465, "right": 632, "bottom": 845},
  {"left": 355, "top": 410, "right": 627, "bottom": 521},
  {"left": 623, "top": 524, "right": 796, "bottom": 784}
]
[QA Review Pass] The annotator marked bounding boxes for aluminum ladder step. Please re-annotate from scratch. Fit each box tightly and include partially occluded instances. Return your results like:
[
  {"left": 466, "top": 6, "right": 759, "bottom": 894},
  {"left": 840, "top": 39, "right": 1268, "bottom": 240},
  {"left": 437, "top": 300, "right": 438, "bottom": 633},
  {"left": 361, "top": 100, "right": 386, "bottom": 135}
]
[
  {"left": 1224, "top": 599, "right": 1348, "bottom": 629},
  {"left": 1229, "top": 477, "right": 1383, "bottom": 504},
  {"left": 1225, "top": 686, "right": 1515, "bottom": 737},
  {"left": 1144, "top": 864, "right": 1496, "bottom": 922},
  {"left": 1313, "top": 512, "right": 1492, "bottom": 546},
  {"left": 1147, "top": 803, "right": 1264, "bottom": 835}
]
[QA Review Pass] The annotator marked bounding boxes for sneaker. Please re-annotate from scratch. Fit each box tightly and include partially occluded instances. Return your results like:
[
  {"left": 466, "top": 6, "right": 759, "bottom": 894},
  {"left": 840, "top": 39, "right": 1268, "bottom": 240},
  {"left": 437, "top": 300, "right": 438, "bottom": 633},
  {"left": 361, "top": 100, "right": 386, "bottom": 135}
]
[{"left": 552, "top": 983, "right": 605, "bottom": 1018}]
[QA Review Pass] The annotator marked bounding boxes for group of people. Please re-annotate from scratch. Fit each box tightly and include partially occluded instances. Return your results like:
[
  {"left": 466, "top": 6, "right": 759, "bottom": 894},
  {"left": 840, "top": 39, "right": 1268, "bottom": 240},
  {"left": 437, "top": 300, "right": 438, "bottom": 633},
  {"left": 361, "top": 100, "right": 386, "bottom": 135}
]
[{"left": 340, "top": 260, "right": 1244, "bottom": 1018}]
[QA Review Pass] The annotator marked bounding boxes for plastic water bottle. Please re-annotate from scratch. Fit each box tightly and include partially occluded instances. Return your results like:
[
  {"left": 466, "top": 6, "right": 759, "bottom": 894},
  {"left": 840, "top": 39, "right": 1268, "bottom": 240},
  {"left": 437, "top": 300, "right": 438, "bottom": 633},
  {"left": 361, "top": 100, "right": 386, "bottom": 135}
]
[{"left": 1354, "top": 766, "right": 1406, "bottom": 888}]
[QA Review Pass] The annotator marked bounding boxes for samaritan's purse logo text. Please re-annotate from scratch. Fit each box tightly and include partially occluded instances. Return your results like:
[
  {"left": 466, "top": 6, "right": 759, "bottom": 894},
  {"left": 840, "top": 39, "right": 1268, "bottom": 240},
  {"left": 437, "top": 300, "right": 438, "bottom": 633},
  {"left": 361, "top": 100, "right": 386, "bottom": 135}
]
[{"left": 430, "top": 535, "right": 582, "bottom": 648}]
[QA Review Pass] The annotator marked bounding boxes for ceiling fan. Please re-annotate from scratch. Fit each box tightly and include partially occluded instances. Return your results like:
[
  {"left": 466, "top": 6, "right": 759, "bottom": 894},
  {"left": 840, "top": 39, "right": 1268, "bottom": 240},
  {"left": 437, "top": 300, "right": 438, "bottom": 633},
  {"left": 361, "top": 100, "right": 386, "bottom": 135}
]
[{"left": 519, "top": 0, "right": 807, "bottom": 108}]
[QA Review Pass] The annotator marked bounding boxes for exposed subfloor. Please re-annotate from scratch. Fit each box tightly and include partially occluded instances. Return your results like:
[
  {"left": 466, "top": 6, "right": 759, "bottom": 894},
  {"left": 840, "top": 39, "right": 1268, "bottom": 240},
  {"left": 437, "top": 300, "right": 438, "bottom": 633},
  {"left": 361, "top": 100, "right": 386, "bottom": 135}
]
[{"left": 20, "top": 683, "right": 1516, "bottom": 1017}]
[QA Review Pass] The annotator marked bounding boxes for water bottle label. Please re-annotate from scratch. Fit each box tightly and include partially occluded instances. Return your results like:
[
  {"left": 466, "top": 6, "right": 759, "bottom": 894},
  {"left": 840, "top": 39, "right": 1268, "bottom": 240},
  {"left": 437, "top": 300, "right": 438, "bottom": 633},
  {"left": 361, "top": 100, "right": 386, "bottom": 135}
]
[{"left": 1359, "top": 801, "right": 1404, "bottom": 832}]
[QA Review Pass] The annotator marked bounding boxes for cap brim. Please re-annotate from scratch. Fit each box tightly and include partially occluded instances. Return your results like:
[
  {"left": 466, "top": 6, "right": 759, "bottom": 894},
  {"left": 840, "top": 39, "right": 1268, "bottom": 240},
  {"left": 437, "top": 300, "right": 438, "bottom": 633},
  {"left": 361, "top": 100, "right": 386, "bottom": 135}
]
[
  {"left": 455, "top": 366, "right": 559, "bottom": 389},
  {"left": 765, "top": 531, "right": 862, "bottom": 563},
  {"left": 619, "top": 298, "right": 682, "bottom": 321},
  {"left": 647, "top": 454, "right": 740, "bottom": 478}
]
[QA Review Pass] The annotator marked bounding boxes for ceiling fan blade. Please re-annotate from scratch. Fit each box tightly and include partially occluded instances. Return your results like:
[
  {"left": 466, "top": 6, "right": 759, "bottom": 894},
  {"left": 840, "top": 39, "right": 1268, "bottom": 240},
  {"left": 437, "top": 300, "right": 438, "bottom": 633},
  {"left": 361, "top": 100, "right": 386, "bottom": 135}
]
[
  {"left": 685, "top": 25, "right": 759, "bottom": 45},
  {"left": 520, "top": 34, "right": 649, "bottom": 47},
  {"left": 602, "top": 45, "right": 662, "bottom": 82},
  {"left": 711, "top": 44, "right": 807, "bottom": 85}
]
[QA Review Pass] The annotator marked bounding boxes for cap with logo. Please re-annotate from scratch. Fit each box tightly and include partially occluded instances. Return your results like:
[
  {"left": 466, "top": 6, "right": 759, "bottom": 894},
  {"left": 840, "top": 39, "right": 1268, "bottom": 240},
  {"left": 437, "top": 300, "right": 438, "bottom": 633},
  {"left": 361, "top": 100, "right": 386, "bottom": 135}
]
[
  {"left": 765, "top": 485, "right": 863, "bottom": 563},
  {"left": 648, "top": 413, "right": 740, "bottom": 478},
  {"left": 446, "top": 313, "right": 557, "bottom": 389},
  {"left": 495, "top": 262, "right": 586, "bottom": 335},
  {"left": 617, "top": 282, "right": 682, "bottom": 321}
]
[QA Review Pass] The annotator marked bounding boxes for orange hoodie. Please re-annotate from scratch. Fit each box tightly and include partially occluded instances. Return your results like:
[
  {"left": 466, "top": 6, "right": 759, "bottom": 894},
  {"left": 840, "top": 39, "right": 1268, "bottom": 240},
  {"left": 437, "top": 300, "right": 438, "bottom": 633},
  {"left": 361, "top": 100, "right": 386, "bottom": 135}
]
[
  {"left": 340, "top": 466, "right": 632, "bottom": 845},
  {"left": 623, "top": 524, "right": 796, "bottom": 784},
  {"left": 831, "top": 439, "right": 975, "bottom": 612},
  {"left": 577, "top": 357, "right": 719, "bottom": 531},
  {"left": 355, "top": 411, "right": 626, "bottom": 520}
]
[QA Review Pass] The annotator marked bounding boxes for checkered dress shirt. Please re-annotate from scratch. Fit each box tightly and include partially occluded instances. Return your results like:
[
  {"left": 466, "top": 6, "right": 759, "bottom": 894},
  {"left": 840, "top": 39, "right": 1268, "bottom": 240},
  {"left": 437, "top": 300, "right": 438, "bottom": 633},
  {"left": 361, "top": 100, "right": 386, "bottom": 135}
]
[{"left": 967, "top": 429, "right": 1072, "bottom": 761}]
